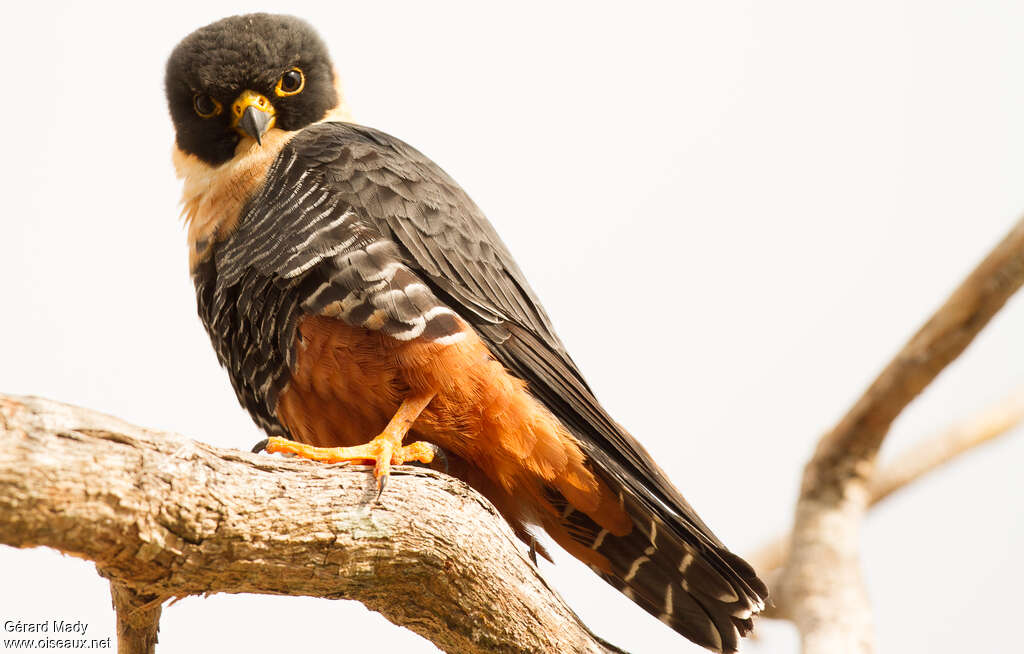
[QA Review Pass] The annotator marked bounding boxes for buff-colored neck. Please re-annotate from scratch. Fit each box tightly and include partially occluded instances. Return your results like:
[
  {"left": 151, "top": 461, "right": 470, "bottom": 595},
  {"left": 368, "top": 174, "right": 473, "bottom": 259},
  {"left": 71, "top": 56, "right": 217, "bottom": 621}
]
[{"left": 175, "top": 74, "right": 354, "bottom": 272}]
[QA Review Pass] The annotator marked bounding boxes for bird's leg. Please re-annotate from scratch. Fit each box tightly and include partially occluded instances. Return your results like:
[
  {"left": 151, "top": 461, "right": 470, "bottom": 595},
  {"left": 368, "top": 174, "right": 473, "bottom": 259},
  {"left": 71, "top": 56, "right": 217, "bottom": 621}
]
[{"left": 262, "top": 392, "right": 437, "bottom": 492}]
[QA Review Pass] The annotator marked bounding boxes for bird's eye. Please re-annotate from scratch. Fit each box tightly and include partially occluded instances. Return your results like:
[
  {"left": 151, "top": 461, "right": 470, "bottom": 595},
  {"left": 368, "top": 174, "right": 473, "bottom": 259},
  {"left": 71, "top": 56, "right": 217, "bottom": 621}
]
[
  {"left": 193, "top": 94, "right": 222, "bottom": 118},
  {"left": 275, "top": 68, "right": 305, "bottom": 97}
]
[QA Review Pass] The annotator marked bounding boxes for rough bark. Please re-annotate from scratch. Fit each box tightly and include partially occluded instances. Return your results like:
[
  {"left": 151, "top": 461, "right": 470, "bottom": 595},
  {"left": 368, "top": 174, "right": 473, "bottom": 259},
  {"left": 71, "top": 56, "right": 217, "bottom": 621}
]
[
  {"left": 0, "top": 394, "right": 621, "bottom": 654},
  {"left": 111, "top": 583, "right": 161, "bottom": 654},
  {"left": 772, "top": 216, "right": 1024, "bottom": 653}
]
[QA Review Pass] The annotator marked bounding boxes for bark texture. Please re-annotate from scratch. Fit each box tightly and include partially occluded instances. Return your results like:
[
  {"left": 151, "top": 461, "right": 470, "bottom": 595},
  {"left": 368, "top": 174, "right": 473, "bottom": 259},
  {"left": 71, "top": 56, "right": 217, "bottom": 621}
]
[{"left": 0, "top": 395, "right": 620, "bottom": 654}]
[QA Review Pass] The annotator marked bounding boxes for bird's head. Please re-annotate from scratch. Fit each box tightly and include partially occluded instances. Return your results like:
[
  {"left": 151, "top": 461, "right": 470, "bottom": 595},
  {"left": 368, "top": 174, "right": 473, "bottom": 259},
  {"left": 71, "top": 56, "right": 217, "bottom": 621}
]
[{"left": 165, "top": 13, "right": 341, "bottom": 166}]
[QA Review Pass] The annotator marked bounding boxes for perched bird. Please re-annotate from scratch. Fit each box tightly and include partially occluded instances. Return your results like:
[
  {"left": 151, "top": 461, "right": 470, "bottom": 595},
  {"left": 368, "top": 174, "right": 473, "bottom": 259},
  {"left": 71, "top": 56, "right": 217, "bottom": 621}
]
[{"left": 166, "top": 13, "right": 767, "bottom": 652}]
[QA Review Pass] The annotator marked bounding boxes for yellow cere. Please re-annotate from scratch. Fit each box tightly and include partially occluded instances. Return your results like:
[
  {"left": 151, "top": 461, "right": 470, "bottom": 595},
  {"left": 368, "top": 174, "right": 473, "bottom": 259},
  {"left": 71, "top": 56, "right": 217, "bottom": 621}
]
[{"left": 231, "top": 90, "right": 277, "bottom": 128}]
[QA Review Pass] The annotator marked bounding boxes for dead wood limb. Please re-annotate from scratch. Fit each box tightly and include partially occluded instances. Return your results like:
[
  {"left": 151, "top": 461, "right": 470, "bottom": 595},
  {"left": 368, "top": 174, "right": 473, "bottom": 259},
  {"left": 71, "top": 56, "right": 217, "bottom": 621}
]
[
  {"left": 0, "top": 394, "right": 622, "bottom": 654},
  {"left": 750, "top": 385, "right": 1024, "bottom": 580},
  {"left": 772, "top": 217, "right": 1024, "bottom": 654},
  {"left": 111, "top": 582, "right": 162, "bottom": 654}
]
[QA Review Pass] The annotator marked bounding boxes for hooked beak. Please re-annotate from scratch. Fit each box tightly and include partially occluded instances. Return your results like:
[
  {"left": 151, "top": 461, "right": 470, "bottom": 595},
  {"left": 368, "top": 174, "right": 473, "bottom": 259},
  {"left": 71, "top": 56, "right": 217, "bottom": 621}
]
[{"left": 231, "top": 90, "right": 276, "bottom": 144}]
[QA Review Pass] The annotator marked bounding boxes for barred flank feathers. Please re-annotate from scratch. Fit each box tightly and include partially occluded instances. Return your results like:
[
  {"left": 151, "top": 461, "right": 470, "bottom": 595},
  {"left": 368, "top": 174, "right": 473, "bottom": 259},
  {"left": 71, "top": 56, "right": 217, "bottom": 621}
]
[{"left": 546, "top": 487, "right": 765, "bottom": 653}]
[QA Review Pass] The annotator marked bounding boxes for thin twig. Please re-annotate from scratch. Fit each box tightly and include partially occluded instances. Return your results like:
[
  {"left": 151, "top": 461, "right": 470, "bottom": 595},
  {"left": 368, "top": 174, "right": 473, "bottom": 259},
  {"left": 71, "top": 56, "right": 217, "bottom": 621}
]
[{"left": 750, "top": 385, "right": 1024, "bottom": 576}]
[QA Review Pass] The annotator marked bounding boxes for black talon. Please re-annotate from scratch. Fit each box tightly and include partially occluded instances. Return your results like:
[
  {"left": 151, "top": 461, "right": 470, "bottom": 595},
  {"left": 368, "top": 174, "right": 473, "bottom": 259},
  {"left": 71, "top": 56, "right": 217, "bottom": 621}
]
[
  {"left": 376, "top": 473, "right": 388, "bottom": 501},
  {"left": 251, "top": 438, "right": 270, "bottom": 454},
  {"left": 410, "top": 443, "right": 449, "bottom": 474},
  {"left": 429, "top": 443, "right": 449, "bottom": 474},
  {"left": 529, "top": 535, "right": 538, "bottom": 566},
  {"left": 406, "top": 442, "right": 449, "bottom": 474}
]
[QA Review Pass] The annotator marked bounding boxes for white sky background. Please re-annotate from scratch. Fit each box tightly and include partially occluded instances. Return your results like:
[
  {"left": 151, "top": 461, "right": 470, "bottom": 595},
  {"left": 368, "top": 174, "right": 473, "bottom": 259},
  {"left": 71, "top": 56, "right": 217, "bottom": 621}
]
[{"left": 2, "top": 1, "right": 1023, "bottom": 652}]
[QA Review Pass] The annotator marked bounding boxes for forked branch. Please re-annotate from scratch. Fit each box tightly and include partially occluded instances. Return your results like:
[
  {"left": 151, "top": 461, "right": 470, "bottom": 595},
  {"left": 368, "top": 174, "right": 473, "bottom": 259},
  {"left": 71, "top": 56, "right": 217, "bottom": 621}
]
[
  {"left": 4, "top": 215, "right": 1023, "bottom": 654},
  {"left": 771, "top": 216, "right": 1024, "bottom": 653},
  {"left": 0, "top": 394, "right": 621, "bottom": 654},
  {"left": 751, "top": 385, "right": 1024, "bottom": 582}
]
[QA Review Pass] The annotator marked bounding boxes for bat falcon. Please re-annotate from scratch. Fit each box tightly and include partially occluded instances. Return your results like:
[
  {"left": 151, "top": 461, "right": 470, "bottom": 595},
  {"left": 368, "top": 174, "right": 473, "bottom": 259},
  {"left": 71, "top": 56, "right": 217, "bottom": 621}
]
[{"left": 165, "top": 13, "right": 767, "bottom": 652}]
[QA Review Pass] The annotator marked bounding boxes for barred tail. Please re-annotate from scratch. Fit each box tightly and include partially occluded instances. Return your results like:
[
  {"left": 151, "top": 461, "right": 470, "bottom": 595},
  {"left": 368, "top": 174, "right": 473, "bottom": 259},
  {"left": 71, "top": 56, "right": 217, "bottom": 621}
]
[{"left": 543, "top": 486, "right": 767, "bottom": 653}]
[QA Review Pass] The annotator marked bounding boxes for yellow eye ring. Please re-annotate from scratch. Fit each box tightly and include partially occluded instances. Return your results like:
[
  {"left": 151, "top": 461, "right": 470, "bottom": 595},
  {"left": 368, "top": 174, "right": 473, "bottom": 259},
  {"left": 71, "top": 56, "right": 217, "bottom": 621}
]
[
  {"left": 275, "top": 68, "right": 305, "bottom": 97},
  {"left": 193, "top": 93, "right": 222, "bottom": 118}
]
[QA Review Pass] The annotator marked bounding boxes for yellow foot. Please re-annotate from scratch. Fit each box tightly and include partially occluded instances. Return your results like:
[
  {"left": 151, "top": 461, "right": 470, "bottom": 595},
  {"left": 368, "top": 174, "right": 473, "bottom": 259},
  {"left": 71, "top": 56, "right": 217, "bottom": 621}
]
[
  {"left": 261, "top": 435, "right": 439, "bottom": 492},
  {"left": 256, "top": 392, "right": 438, "bottom": 496}
]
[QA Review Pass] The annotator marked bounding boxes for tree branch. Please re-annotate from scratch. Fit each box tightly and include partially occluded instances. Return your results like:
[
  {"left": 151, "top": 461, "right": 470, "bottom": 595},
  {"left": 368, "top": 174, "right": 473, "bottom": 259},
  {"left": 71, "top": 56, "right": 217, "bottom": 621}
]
[
  {"left": 866, "top": 385, "right": 1024, "bottom": 505},
  {"left": 111, "top": 582, "right": 162, "bottom": 654},
  {"left": 5, "top": 214, "right": 1023, "bottom": 654},
  {"left": 0, "top": 394, "right": 623, "bottom": 654},
  {"left": 772, "top": 216, "right": 1024, "bottom": 653},
  {"left": 750, "top": 385, "right": 1024, "bottom": 579}
]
